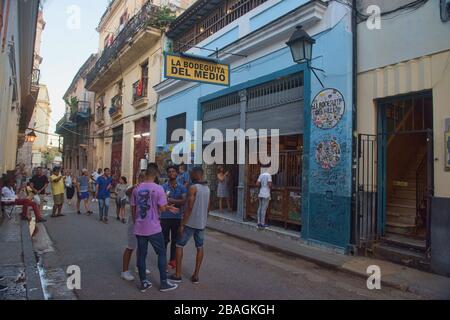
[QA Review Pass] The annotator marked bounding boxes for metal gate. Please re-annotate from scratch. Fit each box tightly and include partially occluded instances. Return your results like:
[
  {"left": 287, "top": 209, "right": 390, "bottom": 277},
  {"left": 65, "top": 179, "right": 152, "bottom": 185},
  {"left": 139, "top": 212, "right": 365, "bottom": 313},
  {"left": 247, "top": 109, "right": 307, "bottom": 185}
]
[{"left": 353, "top": 134, "right": 380, "bottom": 249}]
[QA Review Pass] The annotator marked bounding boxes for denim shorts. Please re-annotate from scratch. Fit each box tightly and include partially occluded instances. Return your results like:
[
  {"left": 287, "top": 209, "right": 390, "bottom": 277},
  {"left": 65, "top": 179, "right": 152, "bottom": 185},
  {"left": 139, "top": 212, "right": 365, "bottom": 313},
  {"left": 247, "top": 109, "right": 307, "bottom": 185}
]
[
  {"left": 176, "top": 226, "right": 205, "bottom": 248},
  {"left": 78, "top": 192, "right": 89, "bottom": 200}
]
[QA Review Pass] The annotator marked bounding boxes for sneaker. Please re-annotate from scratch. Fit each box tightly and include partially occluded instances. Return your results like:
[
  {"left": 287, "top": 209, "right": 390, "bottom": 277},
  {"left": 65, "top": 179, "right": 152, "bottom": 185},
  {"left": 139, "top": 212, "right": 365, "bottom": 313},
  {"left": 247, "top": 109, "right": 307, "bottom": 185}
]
[
  {"left": 160, "top": 280, "right": 178, "bottom": 292},
  {"left": 191, "top": 276, "right": 200, "bottom": 285},
  {"left": 116, "top": 217, "right": 120, "bottom": 221},
  {"left": 168, "top": 274, "right": 182, "bottom": 283},
  {"left": 121, "top": 271, "right": 135, "bottom": 281},
  {"left": 77, "top": 211, "right": 81, "bottom": 215},
  {"left": 139, "top": 280, "right": 152, "bottom": 292},
  {"left": 36, "top": 218, "right": 47, "bottom": 223},
  {"left": 0, "top": 275, "right": 5, "bottom": 281},
  {"left": 0, "top": 284, "right": 7, "bottom": 292}
]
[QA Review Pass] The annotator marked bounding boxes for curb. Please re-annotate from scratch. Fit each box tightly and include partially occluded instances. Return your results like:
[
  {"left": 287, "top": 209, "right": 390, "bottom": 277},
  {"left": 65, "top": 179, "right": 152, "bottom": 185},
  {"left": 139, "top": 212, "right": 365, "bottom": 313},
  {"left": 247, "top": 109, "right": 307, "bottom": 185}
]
[{"left": 20, "top": 221, "right": 45, "bottom": 300}]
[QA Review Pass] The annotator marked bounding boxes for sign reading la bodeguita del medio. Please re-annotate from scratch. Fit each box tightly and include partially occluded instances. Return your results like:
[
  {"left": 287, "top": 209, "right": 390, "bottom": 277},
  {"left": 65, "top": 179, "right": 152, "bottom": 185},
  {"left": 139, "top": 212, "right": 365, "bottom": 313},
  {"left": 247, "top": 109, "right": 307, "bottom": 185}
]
[{"left": 165, "top": 53, "right": 230, "bottom": 86}]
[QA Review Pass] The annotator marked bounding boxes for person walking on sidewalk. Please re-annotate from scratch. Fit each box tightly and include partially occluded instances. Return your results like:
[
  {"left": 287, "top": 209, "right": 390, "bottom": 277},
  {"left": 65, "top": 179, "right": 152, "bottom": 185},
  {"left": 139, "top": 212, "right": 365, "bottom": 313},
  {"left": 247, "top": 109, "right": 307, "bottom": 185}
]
[
  {"left": 91, "top": 168, "right": 102, "bottom": 202},
  {"left": 96, "top": 168, "right": 112, "bottom": 223},
  {"left": 256, "top": 164, "right": 272, "bottom": 230},
  {"left": 115, "top": 176, "right": 129, "bottom": 223},
  {"left": 65, "top": 170, "right": 75, "bottom": 207},
  {"left": 30, "top": 167, "right": 49, "bottom": 212},
  {"left": 1, "top": 178, "right": 46, "bottom": 223},
  {"left": 170, "top": 166, "right": 210, "bottom": 285},
  {"left": 50, "top": 167, "right": 65, "bottom": 218},
  {"left": 162, "top": 166, "right": 187, "bottom": 270},
  {"left": 76, "top": 169, "right": 92, "bottom": 215},
  {"left": 131, "top": 163, "right": 179, "bottom": 293}
]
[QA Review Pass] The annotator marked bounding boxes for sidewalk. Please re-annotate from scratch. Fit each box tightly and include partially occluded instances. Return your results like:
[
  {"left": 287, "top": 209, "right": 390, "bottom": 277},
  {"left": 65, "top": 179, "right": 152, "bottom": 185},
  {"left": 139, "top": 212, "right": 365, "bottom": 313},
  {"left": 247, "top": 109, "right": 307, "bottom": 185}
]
[
  {"left": 207, "top": 211, "right": 450, "bottom": 299},
  {"left": 0, "top": 213, "right": 44, "bottom": 300}
]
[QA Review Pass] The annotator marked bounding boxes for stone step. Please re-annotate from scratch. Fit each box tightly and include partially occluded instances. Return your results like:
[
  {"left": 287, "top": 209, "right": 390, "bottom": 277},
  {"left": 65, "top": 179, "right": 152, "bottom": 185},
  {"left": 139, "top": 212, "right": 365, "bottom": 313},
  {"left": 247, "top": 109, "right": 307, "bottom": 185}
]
[
  {"left": 387, "top": 203, "right": 416, "bottom": 215},
  {"left": 386, "top": 221, "right": 417, "bottom": 236},
  {"left": 382, "top": 234, "right": 426, "bottom": 252},
  {"left": 392, "top": 189, "right": 416, "bottom": 200},
  {"left": 387, "top": 212, "right": 417, "bottom": 225},
  {"left": 389, "top": 197, "right": 416, "bottom": 207},
  {"left": 373, "top": 242, "right": 430, "bottom": 272}
]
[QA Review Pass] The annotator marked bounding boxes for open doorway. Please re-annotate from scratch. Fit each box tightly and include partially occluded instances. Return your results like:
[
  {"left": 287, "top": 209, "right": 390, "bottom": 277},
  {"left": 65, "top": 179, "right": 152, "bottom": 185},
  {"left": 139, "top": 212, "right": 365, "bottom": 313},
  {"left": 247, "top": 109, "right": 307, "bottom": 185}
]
[{"left": 378, "top": 92, "right": 433, "bottom": 250}]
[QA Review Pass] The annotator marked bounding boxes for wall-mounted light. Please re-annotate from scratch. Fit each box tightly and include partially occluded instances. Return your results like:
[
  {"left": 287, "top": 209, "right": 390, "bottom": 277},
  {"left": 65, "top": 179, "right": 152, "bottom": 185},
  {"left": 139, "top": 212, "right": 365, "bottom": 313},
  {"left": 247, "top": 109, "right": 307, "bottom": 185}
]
[
  {"left": 286, "top": 25, "right": 325, "bottom": 88},
  {"left": 25, "top": 130, "right": 37, "bottom": 143}
]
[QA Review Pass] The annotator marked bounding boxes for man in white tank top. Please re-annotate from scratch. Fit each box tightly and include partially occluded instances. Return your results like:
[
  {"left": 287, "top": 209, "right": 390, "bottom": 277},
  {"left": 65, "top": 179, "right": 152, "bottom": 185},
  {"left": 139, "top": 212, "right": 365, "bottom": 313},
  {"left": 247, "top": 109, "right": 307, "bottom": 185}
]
[{"left": 169, "top": 166, "right": 211, "bottom": 285}]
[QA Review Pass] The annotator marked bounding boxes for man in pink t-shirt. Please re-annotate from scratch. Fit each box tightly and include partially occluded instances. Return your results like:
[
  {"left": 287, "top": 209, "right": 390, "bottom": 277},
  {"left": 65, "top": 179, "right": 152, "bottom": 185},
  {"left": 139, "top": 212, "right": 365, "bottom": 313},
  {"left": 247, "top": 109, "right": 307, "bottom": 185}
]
[{"left": 131, "top": 163, "right": 179, "bottom": 293}]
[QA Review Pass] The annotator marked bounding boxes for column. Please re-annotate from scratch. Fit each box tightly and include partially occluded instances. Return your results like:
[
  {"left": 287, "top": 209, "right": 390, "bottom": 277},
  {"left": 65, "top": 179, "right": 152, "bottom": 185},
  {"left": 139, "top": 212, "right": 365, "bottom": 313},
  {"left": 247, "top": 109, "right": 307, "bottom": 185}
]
[{"left": 237, "top": 89, "right": 247, "bottom": 221}]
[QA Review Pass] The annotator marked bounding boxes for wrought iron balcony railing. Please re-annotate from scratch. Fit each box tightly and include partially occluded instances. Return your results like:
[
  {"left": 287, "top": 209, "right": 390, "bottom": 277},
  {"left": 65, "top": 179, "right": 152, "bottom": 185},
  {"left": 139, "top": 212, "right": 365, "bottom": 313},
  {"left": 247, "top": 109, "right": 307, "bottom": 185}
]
[
  {"left": 86, "top": 1, "right": 160, "bottom": 88},
  {"left": 96, "top": 106, "right": 105, "bottom": 124},
  {"left": 109, "top": 95, "right": 123, "bottom": 118},
  {"left": 173, "top": 0, "right": 268, "bottom": 52},
  {"left": 132, "top": 78, "right": 148, "bottom": 103},
  {"left": 31, "top": 68, "right": 40, "bottom": 87}
]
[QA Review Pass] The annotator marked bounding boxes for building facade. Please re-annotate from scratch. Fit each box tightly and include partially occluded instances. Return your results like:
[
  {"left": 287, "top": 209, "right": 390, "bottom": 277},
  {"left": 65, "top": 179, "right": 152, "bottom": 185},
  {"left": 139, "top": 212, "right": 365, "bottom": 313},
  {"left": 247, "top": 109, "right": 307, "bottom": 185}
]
[
  {"left": 355, "top": 0, "right": 450, "bottom": 276},
  {"left": 56, "top": 55, "right": 97, "bottom": 174},
  {"left": 0, "top": 0, "right": 41, "bottom": 176},
  {"left": 155, "top": 0, "right": 355, "bottom": 251},
  {"left": 85, "top": 0, "right": 195, "bottom": 183}
]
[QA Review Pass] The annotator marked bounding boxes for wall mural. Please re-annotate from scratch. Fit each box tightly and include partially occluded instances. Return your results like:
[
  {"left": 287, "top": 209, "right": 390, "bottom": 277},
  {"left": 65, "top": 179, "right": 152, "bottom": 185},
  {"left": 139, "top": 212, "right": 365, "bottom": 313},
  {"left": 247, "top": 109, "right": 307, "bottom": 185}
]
[
  {"left": 311, "top": 88, "right": 345, "bottom": 130},
  {"left": 315, "top": 138, "right": 341, "bottom": 170}
]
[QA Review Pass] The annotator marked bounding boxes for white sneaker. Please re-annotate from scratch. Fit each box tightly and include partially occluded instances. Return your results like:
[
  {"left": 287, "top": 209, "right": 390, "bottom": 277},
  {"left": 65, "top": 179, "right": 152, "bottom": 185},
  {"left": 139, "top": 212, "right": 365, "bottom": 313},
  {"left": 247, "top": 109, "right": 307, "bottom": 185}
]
[
  {"left": 135, "top": 267, "right": 151, "bottom": 275},
  {"left": 121, "top": 271, "right": 135, "bottom": 281}
]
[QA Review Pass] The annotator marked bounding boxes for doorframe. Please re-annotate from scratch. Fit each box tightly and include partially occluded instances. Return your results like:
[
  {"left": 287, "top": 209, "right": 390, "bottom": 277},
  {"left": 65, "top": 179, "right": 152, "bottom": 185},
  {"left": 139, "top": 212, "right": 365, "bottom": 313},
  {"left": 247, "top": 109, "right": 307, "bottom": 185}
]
[{"left": 375, "top": 90, "right": 434, "bottom": 242}]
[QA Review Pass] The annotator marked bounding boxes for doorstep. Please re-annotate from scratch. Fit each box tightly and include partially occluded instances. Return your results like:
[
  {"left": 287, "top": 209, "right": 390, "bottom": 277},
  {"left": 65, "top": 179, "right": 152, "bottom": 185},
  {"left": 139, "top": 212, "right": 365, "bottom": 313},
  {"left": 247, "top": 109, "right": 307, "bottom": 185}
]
[{"left": 207, "top": 213, "right": 450, "bottom": 299}]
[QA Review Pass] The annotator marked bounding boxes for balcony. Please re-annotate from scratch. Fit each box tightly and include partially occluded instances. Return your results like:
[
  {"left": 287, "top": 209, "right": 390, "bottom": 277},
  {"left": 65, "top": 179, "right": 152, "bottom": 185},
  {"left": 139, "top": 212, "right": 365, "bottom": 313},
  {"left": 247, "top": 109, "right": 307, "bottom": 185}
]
[
  {"left": 31, "top": 68, "right": 40, "bottom": 87},
  {"left": 171, "top": 0, "right": 268, "bottom": 52},
  {"left": 85, "top": 1, "right": 163, "bottom": 92},
  {"left": 70, "top": 101, "right": 91, "bottom": 123},
  {"left": 109, "top": 95, "right": 123, "bottom": 119},
  {"left": 95, "top": 106, "right": 105, "bottom": 126},
  {"left": 55, "top": 113, "right": 77, "bottom": 135},
  {"left": 132, "top": 78, "right": 148, "bottom": 108}
]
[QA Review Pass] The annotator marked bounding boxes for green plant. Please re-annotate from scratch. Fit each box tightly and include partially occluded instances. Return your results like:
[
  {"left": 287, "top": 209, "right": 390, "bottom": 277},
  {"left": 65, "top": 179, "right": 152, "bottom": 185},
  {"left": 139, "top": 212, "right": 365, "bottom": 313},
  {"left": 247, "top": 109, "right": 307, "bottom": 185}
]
[
  {"left": 64, "top": 96, "right": 79, "bottom": 115},
  {"left": 151, "top": 6, "right": 176, "bottom": 31}
]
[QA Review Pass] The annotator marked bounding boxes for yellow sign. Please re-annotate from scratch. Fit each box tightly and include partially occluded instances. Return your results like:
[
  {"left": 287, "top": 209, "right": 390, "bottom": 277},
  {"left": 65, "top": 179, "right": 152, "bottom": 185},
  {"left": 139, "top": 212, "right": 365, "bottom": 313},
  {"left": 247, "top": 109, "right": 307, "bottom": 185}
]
[{"left": 165, "top": 53, "right": 230, "bottom": 86}]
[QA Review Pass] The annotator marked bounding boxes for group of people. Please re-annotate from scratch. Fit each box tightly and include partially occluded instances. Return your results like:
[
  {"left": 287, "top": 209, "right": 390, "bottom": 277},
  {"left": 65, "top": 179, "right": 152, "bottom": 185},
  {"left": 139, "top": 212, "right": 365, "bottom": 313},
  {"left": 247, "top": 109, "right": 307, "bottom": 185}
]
[{"left": 119, "top": 163, "right": 211, "bottom": 293}]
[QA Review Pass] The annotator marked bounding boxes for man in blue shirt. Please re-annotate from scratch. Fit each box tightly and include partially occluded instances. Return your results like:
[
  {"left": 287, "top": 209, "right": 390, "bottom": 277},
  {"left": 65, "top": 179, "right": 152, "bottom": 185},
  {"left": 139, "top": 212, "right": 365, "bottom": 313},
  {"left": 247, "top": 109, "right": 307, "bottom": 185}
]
[
  {"left": 96, "top": 168, "right": 113, "bottom": 223},
  {"left": 162, "top": 165, "right": 187, "bottom": 270},
  {"left": 176, "top": 163, "right": 191, "bottom": 189}
]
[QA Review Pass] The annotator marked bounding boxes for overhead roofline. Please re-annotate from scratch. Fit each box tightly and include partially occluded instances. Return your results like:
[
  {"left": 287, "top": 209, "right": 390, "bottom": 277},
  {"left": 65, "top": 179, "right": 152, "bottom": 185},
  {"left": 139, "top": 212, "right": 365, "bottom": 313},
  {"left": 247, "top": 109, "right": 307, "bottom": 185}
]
[{"left": 63, "top": 54, "right": 97, "bottom": 100}]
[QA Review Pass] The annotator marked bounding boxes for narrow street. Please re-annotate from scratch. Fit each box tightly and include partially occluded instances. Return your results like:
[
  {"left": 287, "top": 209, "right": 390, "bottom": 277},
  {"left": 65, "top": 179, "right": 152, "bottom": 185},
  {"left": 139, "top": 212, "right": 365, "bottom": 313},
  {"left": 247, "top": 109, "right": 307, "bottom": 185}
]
[{"left": 32, "top": 204, "right": 423, "bottom": 300}]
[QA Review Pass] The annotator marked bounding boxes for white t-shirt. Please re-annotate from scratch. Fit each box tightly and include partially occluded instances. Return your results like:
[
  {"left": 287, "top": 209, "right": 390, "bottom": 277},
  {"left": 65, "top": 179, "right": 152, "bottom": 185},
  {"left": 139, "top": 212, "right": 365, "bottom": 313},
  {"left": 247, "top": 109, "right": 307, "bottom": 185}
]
[
  {"left": 257, "top": 172, "right": 272, "bottom": 199},
  {"left": 92, "top": 172, "right": 100, "bottom": 183},
  {"left": 2, "top": 186, "right": 17, "bottom": 201}
]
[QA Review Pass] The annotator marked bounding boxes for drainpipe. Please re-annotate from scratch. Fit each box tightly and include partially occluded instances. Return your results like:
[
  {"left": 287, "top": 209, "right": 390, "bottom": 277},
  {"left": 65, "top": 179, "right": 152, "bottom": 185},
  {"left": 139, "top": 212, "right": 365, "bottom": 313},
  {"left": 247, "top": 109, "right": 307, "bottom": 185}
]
[{"left": 350, "top": 0, "right": 358, "bottom": 252}]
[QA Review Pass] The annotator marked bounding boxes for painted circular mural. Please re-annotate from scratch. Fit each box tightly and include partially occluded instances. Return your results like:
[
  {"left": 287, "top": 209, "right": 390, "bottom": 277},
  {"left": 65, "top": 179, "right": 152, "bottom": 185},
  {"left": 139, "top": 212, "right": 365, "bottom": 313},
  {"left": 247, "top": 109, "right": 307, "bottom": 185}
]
[
  {"left": 311, "top": 88, "right": 345, "bottom": 129},
  {"left": 316, "top": 139, "right": 341, "bottom": 170}
]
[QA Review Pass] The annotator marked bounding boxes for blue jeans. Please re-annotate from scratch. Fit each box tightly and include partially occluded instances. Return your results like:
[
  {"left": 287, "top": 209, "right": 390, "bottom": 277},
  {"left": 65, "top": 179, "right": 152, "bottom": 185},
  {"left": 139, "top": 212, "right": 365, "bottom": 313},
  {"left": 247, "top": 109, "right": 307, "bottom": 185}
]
[
  {"left": 257, "top": 197, "right": 270, "bottom": 225},
  {"left": 176, "top": 226, "right": 205, "bottom": 248},
  {"left": 136, "top": 232, "right": 167, "bottom": 284},
  {"left": 98, "top": 198, "right": 110, "bottom": 219}
]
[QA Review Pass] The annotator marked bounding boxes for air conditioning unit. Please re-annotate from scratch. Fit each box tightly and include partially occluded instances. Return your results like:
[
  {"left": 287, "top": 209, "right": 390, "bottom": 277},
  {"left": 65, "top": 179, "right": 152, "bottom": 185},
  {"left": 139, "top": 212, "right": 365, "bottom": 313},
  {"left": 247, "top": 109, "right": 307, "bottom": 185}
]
[{"left": 441, "top": 0, "right": 450, "bottom": 22}]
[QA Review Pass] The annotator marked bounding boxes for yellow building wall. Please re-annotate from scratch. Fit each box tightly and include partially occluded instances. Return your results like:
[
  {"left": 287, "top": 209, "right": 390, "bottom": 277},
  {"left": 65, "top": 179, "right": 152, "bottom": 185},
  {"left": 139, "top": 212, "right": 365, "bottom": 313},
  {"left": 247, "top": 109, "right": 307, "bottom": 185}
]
[
  {"left": 357, "top": 50, "right": 450, "bottom": 198},
  {"left": 94, "top": 40, "right": 161, "bottom": 182}
]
